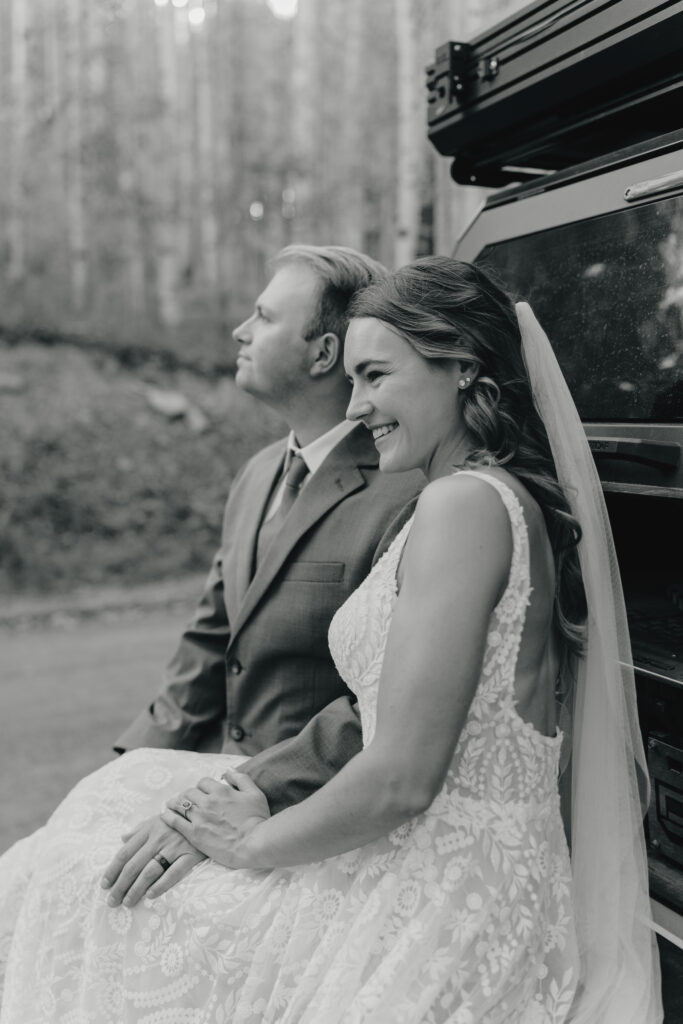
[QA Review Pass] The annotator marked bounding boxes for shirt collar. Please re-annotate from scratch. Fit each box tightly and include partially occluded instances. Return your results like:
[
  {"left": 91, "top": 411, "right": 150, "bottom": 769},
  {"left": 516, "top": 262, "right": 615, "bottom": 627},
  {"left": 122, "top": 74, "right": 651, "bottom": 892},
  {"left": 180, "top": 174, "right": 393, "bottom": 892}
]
[{"left": 287, "top": 420, "right": 356, "bottom": 476}]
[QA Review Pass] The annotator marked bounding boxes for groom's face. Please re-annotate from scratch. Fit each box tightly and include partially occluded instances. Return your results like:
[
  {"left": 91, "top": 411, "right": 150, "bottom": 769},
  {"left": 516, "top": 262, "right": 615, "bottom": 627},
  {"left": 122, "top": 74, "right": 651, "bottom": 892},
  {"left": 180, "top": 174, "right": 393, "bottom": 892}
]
[{"left": 232, "top": 264, "right": 321, "bottom": 408}]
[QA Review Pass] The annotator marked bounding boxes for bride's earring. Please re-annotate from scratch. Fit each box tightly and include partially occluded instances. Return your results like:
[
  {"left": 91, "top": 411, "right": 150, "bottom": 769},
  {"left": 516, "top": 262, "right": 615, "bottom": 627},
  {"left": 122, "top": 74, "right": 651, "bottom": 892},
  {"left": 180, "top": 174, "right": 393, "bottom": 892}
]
[{"left": 458, "top": 377, "right": 471, "bottom": 390}]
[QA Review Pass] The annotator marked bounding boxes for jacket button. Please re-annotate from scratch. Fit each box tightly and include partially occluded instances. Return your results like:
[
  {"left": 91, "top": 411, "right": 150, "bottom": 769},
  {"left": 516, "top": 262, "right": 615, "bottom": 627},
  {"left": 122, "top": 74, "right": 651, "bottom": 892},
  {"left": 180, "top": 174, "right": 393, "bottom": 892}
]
[
  {"left": 228, "top": 658, "right": 242, "bottom": 675},
  {"left": 230, "top": 726, "right": 245, "bottom": 741}
]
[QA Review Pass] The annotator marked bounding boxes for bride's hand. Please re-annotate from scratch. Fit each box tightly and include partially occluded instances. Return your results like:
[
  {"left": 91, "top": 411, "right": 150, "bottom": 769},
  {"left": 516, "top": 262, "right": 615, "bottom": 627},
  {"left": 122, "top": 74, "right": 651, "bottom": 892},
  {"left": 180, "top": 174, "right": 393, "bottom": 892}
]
[
  {"left": 161, "top": 768, "right": 271, "bottom": 869},
  {"left": 100, "top": 814, "right": 207, "bottom": 907}
]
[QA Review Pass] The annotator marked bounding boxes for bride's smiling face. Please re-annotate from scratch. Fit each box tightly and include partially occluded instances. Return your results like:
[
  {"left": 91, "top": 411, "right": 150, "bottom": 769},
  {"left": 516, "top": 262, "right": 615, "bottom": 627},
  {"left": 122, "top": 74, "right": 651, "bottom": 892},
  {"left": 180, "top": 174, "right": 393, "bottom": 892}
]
[{"left": 344, "top": 317, "right": 469, "bottom": 480}]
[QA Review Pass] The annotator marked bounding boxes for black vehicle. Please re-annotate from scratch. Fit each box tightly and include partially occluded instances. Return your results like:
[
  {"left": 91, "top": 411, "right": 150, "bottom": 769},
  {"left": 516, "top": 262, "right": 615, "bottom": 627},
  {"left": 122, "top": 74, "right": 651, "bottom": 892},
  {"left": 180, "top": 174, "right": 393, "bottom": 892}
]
[{"left": 428, "top": 0, "right": 682, "bottom": 1015}]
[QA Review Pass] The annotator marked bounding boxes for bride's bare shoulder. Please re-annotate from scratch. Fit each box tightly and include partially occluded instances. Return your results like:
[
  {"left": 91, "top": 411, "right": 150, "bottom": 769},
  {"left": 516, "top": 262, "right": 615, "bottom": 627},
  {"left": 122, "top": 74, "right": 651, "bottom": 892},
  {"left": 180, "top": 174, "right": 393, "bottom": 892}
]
[
  {"left": 404, "top": 472, "right": 513, "bottom": 581},
  {"left": 414, "top": 471, "right": 511, "bottom": 526}
]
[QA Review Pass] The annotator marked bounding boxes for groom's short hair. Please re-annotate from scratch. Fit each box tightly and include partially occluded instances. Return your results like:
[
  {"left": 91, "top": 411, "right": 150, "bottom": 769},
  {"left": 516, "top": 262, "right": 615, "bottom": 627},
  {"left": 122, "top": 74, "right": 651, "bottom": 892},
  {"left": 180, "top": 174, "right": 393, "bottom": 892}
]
[{"left": 271, "top": 244, "right": 388, "bottom": 347}]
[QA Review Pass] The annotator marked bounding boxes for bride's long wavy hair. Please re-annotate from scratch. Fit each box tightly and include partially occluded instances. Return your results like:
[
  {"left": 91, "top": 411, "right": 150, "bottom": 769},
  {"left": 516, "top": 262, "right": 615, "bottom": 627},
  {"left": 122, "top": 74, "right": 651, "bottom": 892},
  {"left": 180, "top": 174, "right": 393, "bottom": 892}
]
[{"left": 350, "top": 256, "right": 587, "bottom": 661}]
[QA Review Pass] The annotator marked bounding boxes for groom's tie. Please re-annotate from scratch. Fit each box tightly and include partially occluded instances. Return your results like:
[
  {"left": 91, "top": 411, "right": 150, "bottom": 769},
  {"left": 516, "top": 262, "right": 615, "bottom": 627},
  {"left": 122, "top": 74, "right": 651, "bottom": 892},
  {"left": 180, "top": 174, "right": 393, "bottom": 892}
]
[{"left": 255, "top": 452, "right": 309, "bottom": 566}]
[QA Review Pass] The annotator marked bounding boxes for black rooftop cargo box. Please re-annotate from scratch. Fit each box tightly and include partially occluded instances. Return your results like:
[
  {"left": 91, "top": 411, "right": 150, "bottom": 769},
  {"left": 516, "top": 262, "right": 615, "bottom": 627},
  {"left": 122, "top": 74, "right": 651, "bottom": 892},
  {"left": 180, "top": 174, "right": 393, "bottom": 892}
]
[{"left": 427, "top": 0, "right": 683, "bottom": 186}]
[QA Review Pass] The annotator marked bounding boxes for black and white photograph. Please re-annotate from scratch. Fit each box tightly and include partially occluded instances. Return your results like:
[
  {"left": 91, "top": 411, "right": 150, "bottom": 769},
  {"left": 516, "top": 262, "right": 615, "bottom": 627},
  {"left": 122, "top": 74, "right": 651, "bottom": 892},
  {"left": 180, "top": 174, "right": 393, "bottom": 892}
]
[{"left": 0, "top": 0, "right": 681, "bottom": 1020}]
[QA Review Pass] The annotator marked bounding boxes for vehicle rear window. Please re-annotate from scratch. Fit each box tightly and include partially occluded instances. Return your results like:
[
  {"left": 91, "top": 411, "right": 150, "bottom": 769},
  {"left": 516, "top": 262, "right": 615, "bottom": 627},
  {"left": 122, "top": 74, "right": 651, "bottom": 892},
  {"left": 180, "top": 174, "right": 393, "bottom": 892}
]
[{"left": 479, "top": 196, "right": 683, "bottom": 421}]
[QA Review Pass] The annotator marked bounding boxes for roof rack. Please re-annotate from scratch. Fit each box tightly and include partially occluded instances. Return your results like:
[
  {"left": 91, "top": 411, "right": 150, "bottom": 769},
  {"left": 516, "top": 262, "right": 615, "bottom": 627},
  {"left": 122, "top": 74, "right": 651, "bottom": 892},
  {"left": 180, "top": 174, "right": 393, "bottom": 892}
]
[{"left": 426, "top": 0, "right": 683, "bottom": 187}]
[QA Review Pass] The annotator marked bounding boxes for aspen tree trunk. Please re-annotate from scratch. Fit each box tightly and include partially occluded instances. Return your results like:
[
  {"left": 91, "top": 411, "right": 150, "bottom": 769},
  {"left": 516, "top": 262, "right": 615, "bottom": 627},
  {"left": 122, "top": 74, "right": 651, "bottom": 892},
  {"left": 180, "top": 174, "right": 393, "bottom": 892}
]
[
  {"left": 41, "top": 0, "right": 57, "bottom": 113},
  {"left": 194, "top": 21, "right": 219, "bottom": 294},
  {"left": 154, "top": 1, "right": 181, "bottom": 328},
  {"left": 8, "top": 0, "right": 28, "bottom": 284},
  {"left": 44, "top": 0, "right": 64, "bottom": 181},
  {"left": 28, "top": 0, "right": 61, "bottom": 309},
  {"left": 174, "top": 11, "right": 196, "bottom": 295},
  {"left": 312, "top": 0, "right": 345, "bottom": 246},
  {"left": 362, "top": 0, "right": 400, "bottom": 268},
  {"left": 393, "top": 0, "right": 423, "bottom": 268},
  {"left": 289, "top": 0, "right": 318, "bottom": 242},
  {"left": 0, "top": 0, "right": 10, "bottom": 284},
  {"left": 46, "top": 0, "right": 69, "bottom": 284},
  {"left": 256, "top": 17, "right": 295, "bottom": 259},
  {"left": 218, "top": 0, "right": 253, "bottom": 306},
  {"left": 113, "top": 5, "right": 145, "bottom": 324},
  {"left": 64, "top": 0, "right": 88, "bottom": 315},
  {"left": 186, "top": 21, "right": 205, "bottom": 289},
  {"left": 338, "top": 0, "right": 366, "bottom": 251},
  {"left": 209, "top": 0, "right": 234, "bottom": 330},
  {"left": 83, "top": 2, "right": 105, "bottom": 273}
]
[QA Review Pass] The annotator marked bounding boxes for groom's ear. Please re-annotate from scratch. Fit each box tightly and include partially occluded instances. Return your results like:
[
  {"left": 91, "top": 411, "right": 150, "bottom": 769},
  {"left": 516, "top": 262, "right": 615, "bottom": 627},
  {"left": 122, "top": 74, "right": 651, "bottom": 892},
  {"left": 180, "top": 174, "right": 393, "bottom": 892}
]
[{"left": 308, "top": 332, "right": 341, "bottom": 377}]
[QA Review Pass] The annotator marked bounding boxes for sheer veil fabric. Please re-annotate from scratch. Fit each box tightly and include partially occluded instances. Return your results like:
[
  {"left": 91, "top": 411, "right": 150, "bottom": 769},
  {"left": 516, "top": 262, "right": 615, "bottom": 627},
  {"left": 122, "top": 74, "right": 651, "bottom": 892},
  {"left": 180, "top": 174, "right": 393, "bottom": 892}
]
[{"left": 515, "top": 303, "right": 662, "bottom": 1022}]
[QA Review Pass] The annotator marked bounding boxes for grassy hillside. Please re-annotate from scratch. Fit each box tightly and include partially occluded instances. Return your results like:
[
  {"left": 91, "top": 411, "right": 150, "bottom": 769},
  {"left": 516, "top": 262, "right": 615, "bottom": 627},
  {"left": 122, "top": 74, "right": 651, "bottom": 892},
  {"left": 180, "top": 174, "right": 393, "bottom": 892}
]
[{"left": 1, "top": 332, "right": 285, "bottom": 595}]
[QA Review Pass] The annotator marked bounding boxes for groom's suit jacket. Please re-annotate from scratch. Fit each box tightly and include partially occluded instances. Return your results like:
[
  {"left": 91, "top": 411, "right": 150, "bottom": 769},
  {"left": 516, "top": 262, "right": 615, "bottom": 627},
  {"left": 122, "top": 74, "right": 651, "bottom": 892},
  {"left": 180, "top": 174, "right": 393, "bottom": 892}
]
[{"left": 115, "top": 425, "right": 421, "bottom": 802}]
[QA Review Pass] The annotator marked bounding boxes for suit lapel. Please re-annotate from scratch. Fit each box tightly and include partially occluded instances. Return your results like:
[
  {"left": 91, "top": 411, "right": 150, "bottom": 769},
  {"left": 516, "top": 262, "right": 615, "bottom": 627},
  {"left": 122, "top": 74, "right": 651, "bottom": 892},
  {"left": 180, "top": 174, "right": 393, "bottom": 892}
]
[
  {"left": 224, "top": 441, "right": 286, "bottom": 621},
  {"left": 230, "top": 425, "right": 378, "bottom": 642}
]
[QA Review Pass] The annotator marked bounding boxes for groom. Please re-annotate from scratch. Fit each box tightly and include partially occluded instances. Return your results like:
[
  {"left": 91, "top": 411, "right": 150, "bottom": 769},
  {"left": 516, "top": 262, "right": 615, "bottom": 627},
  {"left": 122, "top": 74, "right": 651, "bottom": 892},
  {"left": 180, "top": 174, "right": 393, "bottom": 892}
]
[{"left": 105, "top": 245, "right": 420, "bottom": 904}]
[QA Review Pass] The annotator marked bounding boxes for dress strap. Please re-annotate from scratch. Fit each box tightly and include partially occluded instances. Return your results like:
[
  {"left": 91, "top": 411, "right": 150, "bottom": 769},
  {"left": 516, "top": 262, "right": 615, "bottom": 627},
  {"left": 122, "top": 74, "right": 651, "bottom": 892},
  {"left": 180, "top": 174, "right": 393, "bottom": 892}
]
[
  {"left": 455, "top": 470, "right": 532, "bottom": 698},
  {"left": 378, "top": 514, "right": 415, "bottom": 594}
]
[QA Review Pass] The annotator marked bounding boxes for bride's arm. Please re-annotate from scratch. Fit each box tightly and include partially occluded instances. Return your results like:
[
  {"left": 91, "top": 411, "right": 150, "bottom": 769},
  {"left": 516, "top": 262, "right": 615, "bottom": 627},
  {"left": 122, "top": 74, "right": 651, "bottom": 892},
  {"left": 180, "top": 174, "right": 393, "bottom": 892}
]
[{"left": 165, "top": 477, "right": 512, "bottom": 869}]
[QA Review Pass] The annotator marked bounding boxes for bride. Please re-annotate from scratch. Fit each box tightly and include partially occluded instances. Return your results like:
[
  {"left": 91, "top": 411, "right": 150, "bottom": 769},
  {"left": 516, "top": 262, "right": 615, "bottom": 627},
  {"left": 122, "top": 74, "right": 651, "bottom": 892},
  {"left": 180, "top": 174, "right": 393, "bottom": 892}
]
[{"left": 0, "top": 258, "right": 661, "bottom": 1023}]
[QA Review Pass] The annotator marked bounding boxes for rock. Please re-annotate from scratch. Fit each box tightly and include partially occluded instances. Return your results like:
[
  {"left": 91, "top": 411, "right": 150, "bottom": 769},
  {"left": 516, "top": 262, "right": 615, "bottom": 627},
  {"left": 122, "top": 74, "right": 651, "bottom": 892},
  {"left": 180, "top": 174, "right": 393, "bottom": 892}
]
[
  {"left": 145, "top": 387, "right": 189, "bottom": 419},
  {"left": 186, "top": 404, "right": 210, "bottom": 434},
  {"left": 0, "top": 372, "right": 26, "bottom": 393},
  {"left": 144, "top": 386, "right": 209, "bottom": 432}
]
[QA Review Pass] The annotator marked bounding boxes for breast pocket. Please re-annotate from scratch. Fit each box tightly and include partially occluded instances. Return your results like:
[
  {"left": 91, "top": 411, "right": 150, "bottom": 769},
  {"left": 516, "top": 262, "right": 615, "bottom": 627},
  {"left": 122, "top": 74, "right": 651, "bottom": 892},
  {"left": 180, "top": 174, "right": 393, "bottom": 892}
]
[{"left": 282, "top": 561, "right": 345, "bottom": 583}]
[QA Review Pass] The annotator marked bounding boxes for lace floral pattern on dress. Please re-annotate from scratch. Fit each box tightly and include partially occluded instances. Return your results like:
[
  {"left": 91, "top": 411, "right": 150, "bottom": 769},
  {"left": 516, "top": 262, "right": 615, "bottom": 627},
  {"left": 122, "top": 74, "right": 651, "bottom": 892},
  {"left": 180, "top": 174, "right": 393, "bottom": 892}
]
[{"left": 0, "top": 471, "right": 578, "bottom": 1024}]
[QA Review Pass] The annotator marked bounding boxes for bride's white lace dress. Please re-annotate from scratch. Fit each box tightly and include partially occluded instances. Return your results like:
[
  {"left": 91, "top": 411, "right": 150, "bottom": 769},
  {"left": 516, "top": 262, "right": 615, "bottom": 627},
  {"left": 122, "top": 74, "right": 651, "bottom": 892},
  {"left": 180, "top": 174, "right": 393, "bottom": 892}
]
[{"left": 0, "top": 473, "right": 579, "bottom": 1023}]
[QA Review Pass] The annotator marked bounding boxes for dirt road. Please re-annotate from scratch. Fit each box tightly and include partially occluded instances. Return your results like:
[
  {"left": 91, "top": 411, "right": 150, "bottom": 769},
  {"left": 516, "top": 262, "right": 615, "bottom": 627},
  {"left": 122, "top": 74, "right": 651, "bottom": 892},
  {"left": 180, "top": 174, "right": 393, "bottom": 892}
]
[{"left": 0, "top": 608, "right": 188, "bottom": 852}]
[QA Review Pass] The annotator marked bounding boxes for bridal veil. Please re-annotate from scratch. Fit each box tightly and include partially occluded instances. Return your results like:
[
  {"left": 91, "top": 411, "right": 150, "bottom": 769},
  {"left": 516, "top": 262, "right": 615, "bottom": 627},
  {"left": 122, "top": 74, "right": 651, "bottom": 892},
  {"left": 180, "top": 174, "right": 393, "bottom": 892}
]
[{"left": 516, "top": 302, "right": 662, "bottom": 1022}]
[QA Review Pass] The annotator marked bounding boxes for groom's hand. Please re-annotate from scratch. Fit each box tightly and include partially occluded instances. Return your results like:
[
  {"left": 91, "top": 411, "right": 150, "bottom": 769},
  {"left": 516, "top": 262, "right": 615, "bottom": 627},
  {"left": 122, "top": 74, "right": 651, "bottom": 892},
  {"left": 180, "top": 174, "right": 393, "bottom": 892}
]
[{"left": 101, "top": 814, "right": 207, "bottom": 907}]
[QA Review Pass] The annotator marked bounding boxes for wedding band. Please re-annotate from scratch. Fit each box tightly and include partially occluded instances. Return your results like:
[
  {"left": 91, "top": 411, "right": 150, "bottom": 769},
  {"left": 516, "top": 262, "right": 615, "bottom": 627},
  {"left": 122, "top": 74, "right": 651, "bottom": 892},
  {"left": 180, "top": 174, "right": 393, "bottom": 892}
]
[
  {"left": 179, "top": 798, "right": 194, "bottom": 820},
  {"left": 153, "top": 853, "right": 172, "bottom": 872}
]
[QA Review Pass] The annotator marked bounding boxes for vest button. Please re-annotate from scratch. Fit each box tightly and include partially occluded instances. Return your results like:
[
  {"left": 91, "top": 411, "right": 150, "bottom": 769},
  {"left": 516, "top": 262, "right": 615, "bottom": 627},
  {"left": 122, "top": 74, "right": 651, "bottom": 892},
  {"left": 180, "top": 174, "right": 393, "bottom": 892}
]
[
  {"left": 228, "top": 658, "right": 243, "bottom": 675},
  {"left": 229, "top": 726, "right": 245, "bottom": 741}
]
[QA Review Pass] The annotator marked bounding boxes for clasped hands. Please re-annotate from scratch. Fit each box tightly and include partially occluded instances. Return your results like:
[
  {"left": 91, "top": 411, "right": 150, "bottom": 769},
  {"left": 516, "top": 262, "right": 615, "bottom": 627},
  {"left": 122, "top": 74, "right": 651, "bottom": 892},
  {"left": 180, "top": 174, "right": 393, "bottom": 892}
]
[{"left": 101, "top": 767, "right": 270, "bottom": 908}]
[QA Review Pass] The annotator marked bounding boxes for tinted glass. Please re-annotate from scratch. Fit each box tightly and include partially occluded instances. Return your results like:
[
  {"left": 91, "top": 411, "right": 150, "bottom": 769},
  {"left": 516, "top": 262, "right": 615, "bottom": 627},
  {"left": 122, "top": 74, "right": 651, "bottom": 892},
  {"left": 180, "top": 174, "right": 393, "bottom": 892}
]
[{"left": 480, "top": 197, "right": 683, "bottom": 421}]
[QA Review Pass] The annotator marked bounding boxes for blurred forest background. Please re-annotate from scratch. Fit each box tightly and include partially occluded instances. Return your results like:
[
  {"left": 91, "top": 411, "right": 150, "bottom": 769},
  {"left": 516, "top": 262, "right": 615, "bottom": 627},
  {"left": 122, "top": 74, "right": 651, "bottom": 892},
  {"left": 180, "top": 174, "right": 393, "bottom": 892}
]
[{"left": 1, "top": 0, "right": 529, "bottom": 598}]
